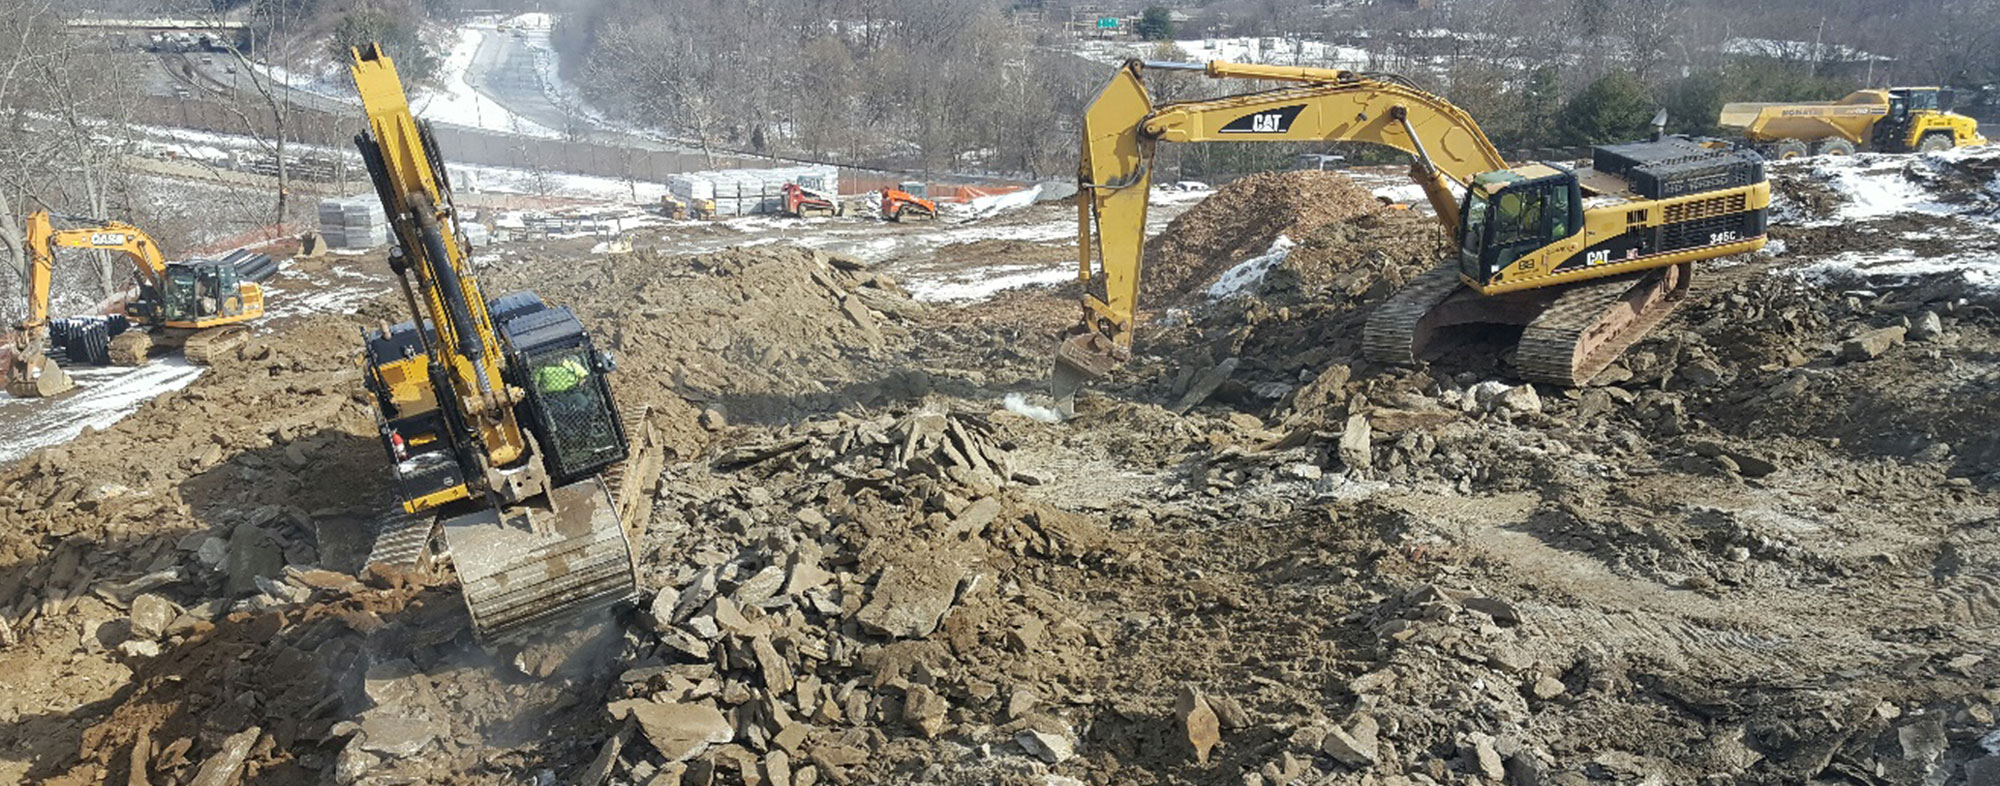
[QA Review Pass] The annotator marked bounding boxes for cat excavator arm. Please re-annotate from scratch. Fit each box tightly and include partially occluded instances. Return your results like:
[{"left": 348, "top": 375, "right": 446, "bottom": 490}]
[{"left": 1054, "top": 59, "right": 1509, "bottom": 406}]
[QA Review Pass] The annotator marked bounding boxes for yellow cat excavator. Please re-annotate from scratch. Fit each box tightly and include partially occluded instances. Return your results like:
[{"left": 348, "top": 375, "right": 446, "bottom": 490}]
[
  {"left": 7, "top": 210, "right": 266, "bottom": 397},
  {"left": 349, "top": 43, "right": 655, "bottom": 641},
  {"left": 1053, "top": 60, "right": 1771, "bottom": 408}
]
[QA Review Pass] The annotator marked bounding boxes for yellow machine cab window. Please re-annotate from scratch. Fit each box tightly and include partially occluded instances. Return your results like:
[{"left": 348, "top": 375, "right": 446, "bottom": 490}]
[{"left": 1458, "top": 172, "right": 1583, "bottom": 283}]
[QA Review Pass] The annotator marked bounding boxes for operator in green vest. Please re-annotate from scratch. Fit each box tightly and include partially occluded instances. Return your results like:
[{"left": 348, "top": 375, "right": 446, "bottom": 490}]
[{"left": 534, "top": 355, "right": 589, "bottom": 395}]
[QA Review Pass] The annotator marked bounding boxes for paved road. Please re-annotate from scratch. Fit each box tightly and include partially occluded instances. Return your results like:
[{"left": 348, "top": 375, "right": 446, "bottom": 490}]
[{"left": 465, "top": 27, "right": 574, "bottom": 136}]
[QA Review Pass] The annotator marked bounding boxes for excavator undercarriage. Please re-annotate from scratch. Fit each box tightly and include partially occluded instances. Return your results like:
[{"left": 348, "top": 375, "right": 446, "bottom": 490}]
[{"left": 1363, "top": 261, "right": 1692, "bottom": 386}]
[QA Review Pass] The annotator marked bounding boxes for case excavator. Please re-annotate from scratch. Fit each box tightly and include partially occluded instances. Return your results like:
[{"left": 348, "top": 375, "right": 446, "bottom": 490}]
[
  {"left": 1052, "top": 60, "right": 1771, "bottom": 409},
  {"left": 7, "top": 210, "right": 266, "bottom": 397},
  {"left": 349, "top": 44, "right": 660, "bottom": 641}
]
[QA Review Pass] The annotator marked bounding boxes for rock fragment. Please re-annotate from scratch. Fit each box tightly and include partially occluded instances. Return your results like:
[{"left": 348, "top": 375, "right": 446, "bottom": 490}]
[
  {"left": 128, "top": 593, "right": 181, "bottom": 640},
  {"left": 187, "top": 727, "right": 259, "bottom": 786},
  {"left": 1338, "top": 413, "right": 1372, "bottom": 471},
  {"left": 1175, "top": 686, "right": 1222, "bottom": 764},
  {"left": 624, "top": 701, "right": 735, "bottom": 762},
  {"left": 901, "top": 684, "right": 949, "bottom": 738},
  {"left": 1319, "top": 714, "right": 1378, "bottom": 768},
  {"left": 1841, "top": 326, "right": 1906, "bottom": 361},
  {"left": 1017, "top": 729, "right": 1075, "bottom": 763}
]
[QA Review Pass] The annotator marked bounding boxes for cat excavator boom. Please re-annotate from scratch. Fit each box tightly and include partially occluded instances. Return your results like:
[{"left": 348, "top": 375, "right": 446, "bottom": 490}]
[{"left": 1053, "top": 60, "right": 1770, "bottom": 409}]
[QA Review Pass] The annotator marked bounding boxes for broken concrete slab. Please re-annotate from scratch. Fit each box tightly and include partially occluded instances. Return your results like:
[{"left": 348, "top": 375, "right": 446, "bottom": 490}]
[{"left": 628, "top": 701, "right": 736, "bottom": 762}]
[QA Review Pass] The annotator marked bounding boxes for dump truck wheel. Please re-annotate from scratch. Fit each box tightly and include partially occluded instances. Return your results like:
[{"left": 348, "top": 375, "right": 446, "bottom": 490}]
[
  {"left": 1773, "top": 139, "right": 1810, "bottom": 160},
  {"left": 1816, "top": 138, "right": 1856, "bottom": 157},
  {"left": 1919, "top": 133, "right": 1953, "bottom": 153}
]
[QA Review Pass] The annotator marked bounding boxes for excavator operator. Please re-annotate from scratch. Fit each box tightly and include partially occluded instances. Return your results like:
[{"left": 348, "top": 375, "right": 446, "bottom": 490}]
[{"left": 533, "top": 355, "right": 589, "bottom": 395}]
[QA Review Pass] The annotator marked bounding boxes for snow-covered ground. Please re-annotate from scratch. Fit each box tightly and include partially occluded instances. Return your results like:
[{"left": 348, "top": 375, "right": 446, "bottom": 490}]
[
  {"left": 1808, "top": 155, "right": 1960, "bottom": 223},
  {"left": 1780, "top": 150, "right": 2000, "bottom": 292},
  {"left": 246, "top": 19, "right": 559, "bottom": 138},
  {"left": 127, "top": 123, "right": 672, "bottom": 205},
  {"left": 418, "top": 27, "right": 560, "bottom": 138},
  {"left": 1076, "top": 36, "right": 1376, "bottom": 69},
  {"left": 0, "top": 360, "right": 203, "bottom": 465}
]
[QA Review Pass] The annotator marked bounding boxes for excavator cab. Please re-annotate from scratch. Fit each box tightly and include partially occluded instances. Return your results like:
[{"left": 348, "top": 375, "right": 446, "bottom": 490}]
[
  {"left": 1457, "top": 169, "right": 1583, "bottom": 285},
  {"left": 133, "top": 260, "right": 245, "bottom": 325}
]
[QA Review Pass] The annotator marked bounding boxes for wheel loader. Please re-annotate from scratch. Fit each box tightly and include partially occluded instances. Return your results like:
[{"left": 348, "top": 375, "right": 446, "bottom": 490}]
[
  {"left": 348, "top": 43, "right": 661, "bottom": 642},
  {"left": 1053, "top": 60, "right": 1770, "bottom": 411},
  {"left": 7, "top": 210, "right": 267, "bottom": 398}
]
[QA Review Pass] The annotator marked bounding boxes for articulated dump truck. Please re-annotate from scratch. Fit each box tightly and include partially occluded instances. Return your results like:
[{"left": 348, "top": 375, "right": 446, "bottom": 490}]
[{"left": 1719, "top": 87, "right": 1986, "bottom": 158}]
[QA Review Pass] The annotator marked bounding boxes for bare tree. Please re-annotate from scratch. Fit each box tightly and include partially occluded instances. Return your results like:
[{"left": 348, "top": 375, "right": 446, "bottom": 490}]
[{"left": 207, "top": 5, "right": 301, "bottom": 231}]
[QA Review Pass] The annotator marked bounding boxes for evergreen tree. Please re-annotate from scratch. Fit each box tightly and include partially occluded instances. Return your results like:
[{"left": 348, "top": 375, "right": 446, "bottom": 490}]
[{"left": 1557, "top": 71, "right": 1654, "bottom": 145}]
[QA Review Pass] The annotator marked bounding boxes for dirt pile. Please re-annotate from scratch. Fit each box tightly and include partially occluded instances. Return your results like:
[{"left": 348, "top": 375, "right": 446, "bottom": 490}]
[
  {"left": 1144, "top": 171, "right": 1387, "bottom": 303},
  {"left": 486, "top": 245, "right": 929, "bottom": 425},
  {"left": 0, "top": 317, "right": 384, "bottom": 642}
]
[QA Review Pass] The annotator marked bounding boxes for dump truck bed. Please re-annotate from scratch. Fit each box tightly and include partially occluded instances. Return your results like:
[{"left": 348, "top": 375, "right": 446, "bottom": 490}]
[{"left": 1719, "top": 93, "right": 1887, "bottom": 143}]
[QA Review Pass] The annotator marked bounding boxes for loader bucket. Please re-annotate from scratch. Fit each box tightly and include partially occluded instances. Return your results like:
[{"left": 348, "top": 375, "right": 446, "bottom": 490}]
[
  {"left": 7, "top": 355, "right": 75, "bottom": 398},
  {"left": 441, "top": 477, "right": 638, "bottom": 642}
]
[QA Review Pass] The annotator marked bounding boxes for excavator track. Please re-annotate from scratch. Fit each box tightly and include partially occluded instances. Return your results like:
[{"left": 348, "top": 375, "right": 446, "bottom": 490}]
[
  {"left": 107, "top": 331, "right": 155, "bottom": 366},
  {"left": 1514, "top": 263, "right": 1691, "bottom": 386},
  {"left": 182, "top": 325, "right": 250, "bottom": 365},
  {"left": 1361, "top": 262, "right": 1472, "bottom": 366}
]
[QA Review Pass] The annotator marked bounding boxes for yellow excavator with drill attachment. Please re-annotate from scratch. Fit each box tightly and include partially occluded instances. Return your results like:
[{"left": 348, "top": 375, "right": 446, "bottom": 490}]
[
  {"left": 1052, "top": 60, "right": 1772, "bottom": 410},
  {"left": 7, "top": 210, "right": 267, "bottom": 397},
  {"left": 348, "top": 43, "right": 658, "bottom": 641}
]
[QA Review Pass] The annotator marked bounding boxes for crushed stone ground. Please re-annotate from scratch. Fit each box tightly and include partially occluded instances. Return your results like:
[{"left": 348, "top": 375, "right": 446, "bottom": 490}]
[{"left": 0, "top": 161, "right": 1997, "bottom": 786}]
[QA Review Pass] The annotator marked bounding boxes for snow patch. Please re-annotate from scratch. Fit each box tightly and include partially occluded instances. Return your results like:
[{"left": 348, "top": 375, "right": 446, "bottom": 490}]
[
  {"left": 1208, "top": 236, "right": 1295, "bottom": 299},
  {"left": 1814, "top": 155, "right": 1959, "bottom": 223},
  {"left": 0, "top": 360, "right": 204, "bottom": 465},
  {"left": 904, "top": 264, "right": 1072, "bottom": 302},
  {"left": 1789, "top": 248, "right": 2000, "bottom": 292}
]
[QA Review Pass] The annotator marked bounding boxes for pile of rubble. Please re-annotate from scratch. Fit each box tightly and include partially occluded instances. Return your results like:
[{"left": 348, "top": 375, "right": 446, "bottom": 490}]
[
  {"left": 603, "top": 406, "right": 1123, "bottom": 785},
  {"left": 1143, "top": 171, "right": 1388, "bottom": 303},
  {"left": 485, "top": 245, "right": 928, "bottom": 425}
]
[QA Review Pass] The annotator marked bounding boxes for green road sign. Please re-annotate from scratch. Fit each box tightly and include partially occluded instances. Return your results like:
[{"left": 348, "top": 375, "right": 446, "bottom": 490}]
[{"left": 1096, "top": 17, "right": 1119, "bottom": 29}]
